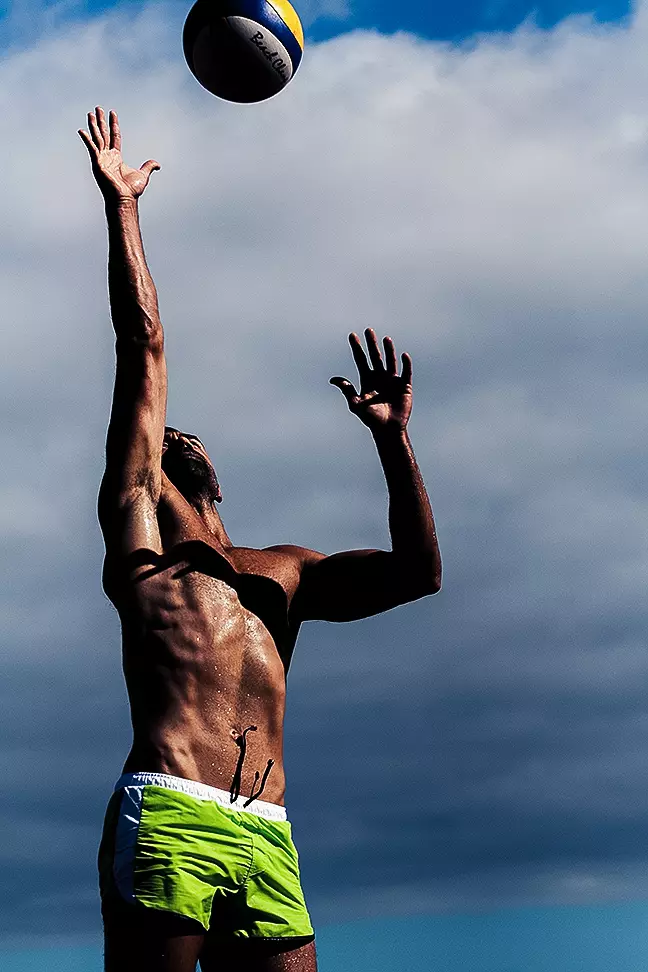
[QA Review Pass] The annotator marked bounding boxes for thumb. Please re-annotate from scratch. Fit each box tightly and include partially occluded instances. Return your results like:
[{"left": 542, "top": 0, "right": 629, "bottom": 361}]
[
  {"left": 140, "top": 159, "right": 161, "bottom": 178},
  {"left": 329, "top": 377, "right": 359, "bottom": 408}
]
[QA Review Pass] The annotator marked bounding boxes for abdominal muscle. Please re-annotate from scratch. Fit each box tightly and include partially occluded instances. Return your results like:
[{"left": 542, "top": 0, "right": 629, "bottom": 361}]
[{"left": 118, "top": 572, "right": 288, "bottom": 806}]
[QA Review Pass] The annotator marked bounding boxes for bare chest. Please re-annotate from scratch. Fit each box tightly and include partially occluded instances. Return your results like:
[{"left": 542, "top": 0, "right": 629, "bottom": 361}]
[
  {"left": 119, "top": 571, "right": 285, "bottom": 712},
  {"left": 118, "top": 539, "right": 294, "bottom": 664}
]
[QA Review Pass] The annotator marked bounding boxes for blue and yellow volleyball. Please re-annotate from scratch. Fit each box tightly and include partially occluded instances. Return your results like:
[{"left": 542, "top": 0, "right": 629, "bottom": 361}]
[{"left": 183, "top": 0, "right": 304, "bottom": 103}]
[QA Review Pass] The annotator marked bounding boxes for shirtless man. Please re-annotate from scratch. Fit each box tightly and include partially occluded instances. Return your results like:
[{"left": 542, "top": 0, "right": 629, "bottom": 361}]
[{"left": 80, "top": 108, "right": 442, "bottom": 972}]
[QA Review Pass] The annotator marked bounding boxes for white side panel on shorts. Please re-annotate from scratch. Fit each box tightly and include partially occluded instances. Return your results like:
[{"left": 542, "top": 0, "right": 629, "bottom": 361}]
[{"left": 113, "top": 786, "right": 145, "bottom": 903}]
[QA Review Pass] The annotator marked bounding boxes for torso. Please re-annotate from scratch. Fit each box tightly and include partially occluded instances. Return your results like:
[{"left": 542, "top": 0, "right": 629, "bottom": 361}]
[{"left": 104, "top": 477, "right": 303, "bottom": 807}]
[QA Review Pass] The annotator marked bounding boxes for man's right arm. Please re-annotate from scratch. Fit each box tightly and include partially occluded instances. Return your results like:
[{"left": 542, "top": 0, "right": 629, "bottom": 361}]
[{"left": 80, "top": 107, "right": 165, "bottom": 562}]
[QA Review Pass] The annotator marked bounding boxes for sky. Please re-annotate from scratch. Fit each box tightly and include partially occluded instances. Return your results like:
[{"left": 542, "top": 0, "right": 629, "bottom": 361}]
[{"left": 2, "top": 0, "right": 648, "bottom": 967}]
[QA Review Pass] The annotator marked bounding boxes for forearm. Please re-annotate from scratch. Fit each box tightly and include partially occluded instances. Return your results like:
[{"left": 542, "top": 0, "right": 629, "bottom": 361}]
[
  {"left": 373, "top": 427, "right": 441, "bottom": 581},
  {"left": 105, "top": 198, "right": 162, "bottom": 345}
]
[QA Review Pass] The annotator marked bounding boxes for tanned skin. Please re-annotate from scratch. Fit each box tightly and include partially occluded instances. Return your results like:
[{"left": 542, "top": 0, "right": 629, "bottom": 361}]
[{"left": 80, "top": 108, "right": 441, "bottom": 972}]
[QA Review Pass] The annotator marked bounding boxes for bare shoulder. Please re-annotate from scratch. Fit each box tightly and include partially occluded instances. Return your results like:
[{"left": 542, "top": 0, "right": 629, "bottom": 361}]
[
  {"left": 230, "top": 544, "right": 325, "bottom": 601},
  {"left": 231, "top": 544, "right": 324, "bottom": 577},
  {"left": 262, "top": 544, "right": 325, "bottom": 567}
]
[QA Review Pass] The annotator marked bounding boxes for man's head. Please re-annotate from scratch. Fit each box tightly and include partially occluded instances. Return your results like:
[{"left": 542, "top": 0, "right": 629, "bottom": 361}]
[{"left": 162, "top": 427, "right": 222, "bottom": 506}]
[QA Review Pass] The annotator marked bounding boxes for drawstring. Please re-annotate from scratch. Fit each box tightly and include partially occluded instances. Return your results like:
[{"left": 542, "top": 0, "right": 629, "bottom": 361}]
[
  {"left": 229, "top": 725, "right": 274, "bottom": 807},
  {"left": 244, "top": 758, "right": 274, "bottom": 808},
  {"left": 229, "top": 726, "right": 255, "bottom": 803}
]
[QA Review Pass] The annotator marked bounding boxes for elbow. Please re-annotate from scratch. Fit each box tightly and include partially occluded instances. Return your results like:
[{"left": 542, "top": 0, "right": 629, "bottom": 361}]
[
  {"left": 430, "top": 567, "right": 442, "bottom": 595},
  {"left": 397, "top": 555, "right": 442, "bottom": 599},
  {"left": 137, "top": 321, "right": 164, "bottom": 352},
  {"left": 115, "top": 315, "right": 164, "bottom": 353},
  {"left": 423, "top": 546, "right": 442, "bottom": 595},
  {"left": 416, "top": 551, "right": 442, "bottom": 596},
  {"left": 421, "top": 566, "right": 442, "bottom": 596}
]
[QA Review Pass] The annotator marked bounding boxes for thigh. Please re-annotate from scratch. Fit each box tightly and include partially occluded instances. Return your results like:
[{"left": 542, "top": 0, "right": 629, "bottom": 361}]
[
  {"left": 199, "top": 938, "right": 317, "bottom": 972},
  {"left": 103, "top": 897, "right": 206, "bottom": 972}
]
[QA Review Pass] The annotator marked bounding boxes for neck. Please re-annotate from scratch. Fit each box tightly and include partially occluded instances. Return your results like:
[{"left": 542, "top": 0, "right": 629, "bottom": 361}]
[{"left": 193, "top": 496, "right": 231, "bottom": 546}]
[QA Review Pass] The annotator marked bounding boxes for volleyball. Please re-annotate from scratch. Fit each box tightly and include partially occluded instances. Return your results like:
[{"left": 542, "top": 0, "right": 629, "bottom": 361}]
[{"left": 183, "top": 0, "right": 304, "bottom": 103}]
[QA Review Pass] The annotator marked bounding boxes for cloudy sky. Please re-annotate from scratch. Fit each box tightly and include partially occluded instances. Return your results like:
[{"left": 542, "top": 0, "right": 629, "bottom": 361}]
[{"left": 2, "top": 0, "right": 648, "bottom": 956}]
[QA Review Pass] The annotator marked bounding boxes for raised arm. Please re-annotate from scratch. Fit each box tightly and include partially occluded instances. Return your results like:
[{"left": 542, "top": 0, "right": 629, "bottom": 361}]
[
  {"left": 79, "top": 108, "right": 165, "bottom": 561},
  {"left": 289, "top": 329, "right": 441, "bottom": 623}
]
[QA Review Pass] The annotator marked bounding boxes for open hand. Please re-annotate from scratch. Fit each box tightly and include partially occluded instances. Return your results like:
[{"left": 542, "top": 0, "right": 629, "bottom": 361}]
[
  {"left": 330, "top": 329, "right": 413, "bottom": 431},
  {"left": 79, "top": 107, "right": 159, "bottom": 201}
]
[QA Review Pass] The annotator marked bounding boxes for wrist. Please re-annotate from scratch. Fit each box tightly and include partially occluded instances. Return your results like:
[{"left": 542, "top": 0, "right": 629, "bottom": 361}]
[
  {"left": 371, "top": 423, "right": 409, "bottom": 445},
  {"left": 105, "top": 195, "right": 138, "bottom": 216}
]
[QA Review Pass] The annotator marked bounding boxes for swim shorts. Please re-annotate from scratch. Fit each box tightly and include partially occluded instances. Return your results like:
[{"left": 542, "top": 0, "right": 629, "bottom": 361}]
[{"left": 98, "top": 771, "right": 314, "bottom": 941}]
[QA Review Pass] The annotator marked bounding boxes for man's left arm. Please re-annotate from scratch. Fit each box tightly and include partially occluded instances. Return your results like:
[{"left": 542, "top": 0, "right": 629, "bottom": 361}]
[{"left": 287, "top": 329, "right": 441, "bottom": 623}]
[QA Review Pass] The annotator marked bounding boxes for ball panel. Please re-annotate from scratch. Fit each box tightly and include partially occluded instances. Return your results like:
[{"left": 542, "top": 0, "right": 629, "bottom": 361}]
[
  {"left": 225, "top": 17, "right": 293, "bottom": 85},
  {"left": 266, "top": 0, "right": 303, "bottom": 50},
  {"left": 222, "top": 0, "right": 302, "bottom": 70},
  {"left": 188, "top": 20, "right": 285, "bottom": 101}
]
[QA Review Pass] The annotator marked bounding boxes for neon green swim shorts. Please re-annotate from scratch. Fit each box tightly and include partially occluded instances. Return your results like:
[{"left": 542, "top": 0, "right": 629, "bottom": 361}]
[{"left": 98, "top": 771, "right": 314, "bottom": 941}]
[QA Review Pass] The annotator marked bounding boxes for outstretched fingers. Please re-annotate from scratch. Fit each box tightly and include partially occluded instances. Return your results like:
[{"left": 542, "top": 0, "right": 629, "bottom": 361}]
[
  {"left": 346, "top": 329, "right": 412, "bottom": 391},
  {"left": 81, "top": 108, "right": 121, "bottom": 154}
]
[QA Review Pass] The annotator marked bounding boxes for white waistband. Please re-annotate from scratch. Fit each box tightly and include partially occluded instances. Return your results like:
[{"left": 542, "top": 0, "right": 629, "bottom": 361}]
[{"left": 114, "top": 771, "right": 287, "bottom": 822}]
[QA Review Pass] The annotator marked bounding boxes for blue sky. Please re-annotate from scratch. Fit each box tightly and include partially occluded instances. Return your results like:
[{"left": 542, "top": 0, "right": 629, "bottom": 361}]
[
  {"left": 2, "top": 0, "right": 648, "bottom": 967},
  {"left": 308, "top": 0, "right": 633, "bottom": 40}
]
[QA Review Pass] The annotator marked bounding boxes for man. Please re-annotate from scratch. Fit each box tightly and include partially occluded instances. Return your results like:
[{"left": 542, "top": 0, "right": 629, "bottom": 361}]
[{"left": 80, "top": 107, "right": 441, "bottom": 972}]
